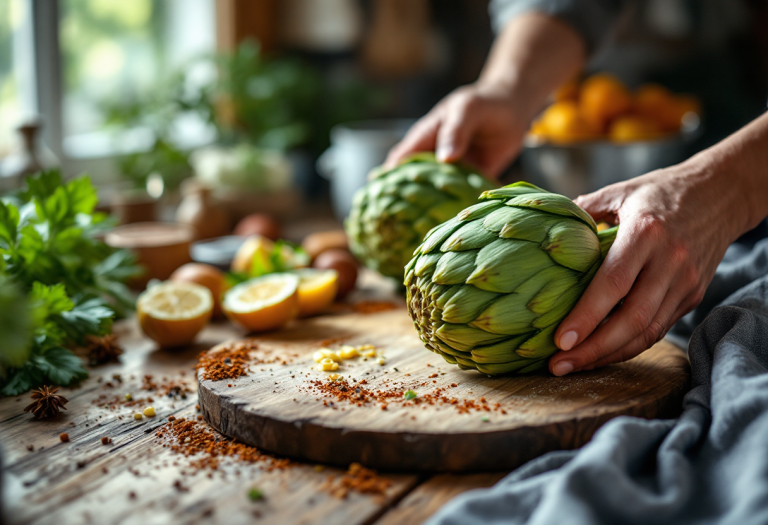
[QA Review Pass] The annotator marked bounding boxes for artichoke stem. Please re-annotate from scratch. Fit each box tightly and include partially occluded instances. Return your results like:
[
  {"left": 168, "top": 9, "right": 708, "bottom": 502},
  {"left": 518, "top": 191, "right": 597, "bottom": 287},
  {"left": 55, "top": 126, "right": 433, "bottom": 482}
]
[{"left": 597, "top": 225, "right": 619, "bottom": 259}]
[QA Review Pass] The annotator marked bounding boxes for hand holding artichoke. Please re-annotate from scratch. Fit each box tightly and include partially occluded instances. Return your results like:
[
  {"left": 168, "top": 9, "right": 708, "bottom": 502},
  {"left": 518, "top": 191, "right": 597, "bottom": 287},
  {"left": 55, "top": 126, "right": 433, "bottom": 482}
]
[{"left": 405, "top": 182, "right": 617, "bottom": 374}]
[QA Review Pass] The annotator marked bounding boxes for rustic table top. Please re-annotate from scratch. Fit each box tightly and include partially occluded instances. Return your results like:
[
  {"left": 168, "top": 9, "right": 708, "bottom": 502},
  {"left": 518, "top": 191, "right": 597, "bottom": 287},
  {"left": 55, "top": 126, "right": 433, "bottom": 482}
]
[{"left": 0, "top": 272, "right": 690, "bottom": 525}]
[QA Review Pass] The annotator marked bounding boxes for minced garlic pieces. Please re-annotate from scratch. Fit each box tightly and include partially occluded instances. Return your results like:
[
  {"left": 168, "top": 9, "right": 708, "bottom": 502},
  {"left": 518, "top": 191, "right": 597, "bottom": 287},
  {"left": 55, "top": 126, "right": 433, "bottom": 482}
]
[
  {"left": 336, "top": 346, "right": 359, "bottom": 359},
  {"left": 317, "top": 358, "right": 339, "bottom": 371},
  {"left": 313, "top": 343, "right": 381, "bottom": 372},
  {"left": 327, "top": 373, "right": 343, "bottom": 381},
  {"left": 313, "top": 349, "right": 341, "bottom": 363}
]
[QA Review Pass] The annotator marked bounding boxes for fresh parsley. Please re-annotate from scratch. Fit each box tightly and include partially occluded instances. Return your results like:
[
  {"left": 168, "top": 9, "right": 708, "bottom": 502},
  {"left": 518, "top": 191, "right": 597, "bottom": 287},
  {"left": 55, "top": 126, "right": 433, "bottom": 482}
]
[{"left": 0, "top": 171, "right": 140, "bottom": 396}]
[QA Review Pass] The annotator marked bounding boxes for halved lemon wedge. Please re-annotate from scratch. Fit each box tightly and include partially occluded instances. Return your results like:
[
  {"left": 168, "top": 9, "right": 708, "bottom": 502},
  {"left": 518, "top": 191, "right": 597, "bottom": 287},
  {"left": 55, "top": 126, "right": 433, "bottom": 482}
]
[
  {"left": 223, "top": 273, "right": 300, "bottom": 332},
  {"left": 137, "top": 281, "right": 213, "bottom": 347},
  {"left": 296, "top": 269, "right": 338, "bottom": 317}
]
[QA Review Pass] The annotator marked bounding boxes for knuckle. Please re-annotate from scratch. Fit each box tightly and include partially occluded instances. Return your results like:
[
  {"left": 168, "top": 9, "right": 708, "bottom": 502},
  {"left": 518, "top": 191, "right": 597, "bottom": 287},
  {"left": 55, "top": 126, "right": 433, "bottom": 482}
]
[
  {"left": 645, "top": 318, "right": 666, "bottom": 345},
  {"left": 629, "top": 299, "right": 655, "bottom": 335},
  {"left": 602, "top": 266, "right": 633, "bottom": 300}
]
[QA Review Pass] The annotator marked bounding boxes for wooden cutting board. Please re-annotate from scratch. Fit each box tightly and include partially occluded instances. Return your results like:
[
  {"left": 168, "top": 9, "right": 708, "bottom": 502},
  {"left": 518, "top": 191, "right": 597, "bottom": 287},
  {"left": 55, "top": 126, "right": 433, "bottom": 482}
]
[{"left": 198, "top": 307, "right": 689, "bottom": 473}]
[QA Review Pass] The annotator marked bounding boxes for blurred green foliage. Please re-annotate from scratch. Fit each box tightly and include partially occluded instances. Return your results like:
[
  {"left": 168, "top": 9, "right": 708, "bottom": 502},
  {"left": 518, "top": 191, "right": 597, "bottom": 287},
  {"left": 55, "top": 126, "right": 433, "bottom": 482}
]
[{"left": 103, "top": 40, "right": 387, "bottom": 190}]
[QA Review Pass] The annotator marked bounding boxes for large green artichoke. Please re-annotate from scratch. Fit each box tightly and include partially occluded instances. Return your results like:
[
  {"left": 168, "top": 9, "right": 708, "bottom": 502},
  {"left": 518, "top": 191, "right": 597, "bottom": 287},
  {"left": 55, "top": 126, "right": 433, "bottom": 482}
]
[
  {"left": 405, "top": 182, "right": 617, "bottom": 374},
  {"left": 346, "top": 153, "right": 495, "bottom": 280}
]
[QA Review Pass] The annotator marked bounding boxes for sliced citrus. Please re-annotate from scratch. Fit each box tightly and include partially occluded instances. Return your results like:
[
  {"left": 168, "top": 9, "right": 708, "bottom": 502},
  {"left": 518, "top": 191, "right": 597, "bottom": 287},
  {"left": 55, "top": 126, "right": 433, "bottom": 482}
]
[
  {"left": 296, "top": 269, "right": 338, "bottom": 317},
  {"left": 137, "top": 281, "right": 213, "bottom": 347},
  {"left": 223, "top": 273, "right": 299, "bottom": 332},
  {"left": 170, "top": 263, "right": 228, "bottom": 318}
]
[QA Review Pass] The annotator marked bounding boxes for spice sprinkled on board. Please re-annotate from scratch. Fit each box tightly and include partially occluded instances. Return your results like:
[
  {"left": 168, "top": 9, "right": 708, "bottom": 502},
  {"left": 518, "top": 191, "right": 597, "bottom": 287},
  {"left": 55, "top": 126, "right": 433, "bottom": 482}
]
[
  {"left": 155, "top": 417, "right": 292, "bottom": 472},
  {"left": 323, "top": 463, "right": 392, "bottom": 498}
]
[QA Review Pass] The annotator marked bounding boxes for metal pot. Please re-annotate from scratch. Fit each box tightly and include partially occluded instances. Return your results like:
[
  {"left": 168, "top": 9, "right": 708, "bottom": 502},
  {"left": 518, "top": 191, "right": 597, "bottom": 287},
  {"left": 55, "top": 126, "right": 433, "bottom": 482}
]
[
  {"left": 316, "top": 119, "right": 414, "bottom": 219},
  {"left": 520, "top": 117, "right": 702, "bottom": 198}
]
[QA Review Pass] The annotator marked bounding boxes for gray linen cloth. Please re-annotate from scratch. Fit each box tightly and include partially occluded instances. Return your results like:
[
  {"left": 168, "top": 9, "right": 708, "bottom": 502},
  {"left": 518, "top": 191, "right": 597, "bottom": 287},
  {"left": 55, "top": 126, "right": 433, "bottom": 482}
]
[{"left": 427, "top": 238, "right": 768, "bottom": 524}]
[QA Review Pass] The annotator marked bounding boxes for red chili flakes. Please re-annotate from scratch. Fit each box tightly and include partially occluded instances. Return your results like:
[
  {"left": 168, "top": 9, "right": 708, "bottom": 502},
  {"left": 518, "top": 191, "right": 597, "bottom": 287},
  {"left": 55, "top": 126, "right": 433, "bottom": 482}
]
[
  {"left": 428, "top": 373, "right": 438, "bottom": 379},
  {"left": 59, "top": 433, "right": 70, "bottom": 443},
  {"left": 302, "top": 378, "right": 506, "bottom": 415},
  {"left": 324, "top": 463, "right": 392, "bottom": 498},
  {"left": 352, "top": 301, "right": 399, "bottom": 314},
  {"left": 101, "top": 436, "right": 112, "bottom": 445},
  {"left": 155, "top": 417, "right": 292, "bottom": 473},
  {"left": 196, "top": 340, "right": 296, "bottom": 382}
]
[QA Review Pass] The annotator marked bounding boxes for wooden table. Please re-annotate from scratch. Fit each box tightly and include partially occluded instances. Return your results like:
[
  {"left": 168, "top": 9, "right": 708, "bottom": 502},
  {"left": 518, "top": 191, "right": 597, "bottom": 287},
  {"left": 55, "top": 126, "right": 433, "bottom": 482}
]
[{"left": 0, "top": 274, "right": 689, "bottom": 525}]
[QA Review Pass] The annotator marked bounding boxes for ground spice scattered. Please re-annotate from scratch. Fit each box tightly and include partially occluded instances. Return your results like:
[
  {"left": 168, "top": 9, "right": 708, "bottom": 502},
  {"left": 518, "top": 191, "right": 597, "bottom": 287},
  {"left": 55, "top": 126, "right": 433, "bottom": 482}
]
[
  {"left": 302, "top": 379, "right": 507, "bottom": 415},
  {"left": 196, "top": 340, "right": 298, "bottom": 382},
  {"left": 351, "top": 301, "right": 399, "bottom": 314},
  {"left": 155, "top": 417, "right": 293, "bottom": 473},
  {"left": 59, "top": 433, "right": 69, "bottom": 443},
  {"left": 324, "top": 463, "right": 392, "bottom": 498}
]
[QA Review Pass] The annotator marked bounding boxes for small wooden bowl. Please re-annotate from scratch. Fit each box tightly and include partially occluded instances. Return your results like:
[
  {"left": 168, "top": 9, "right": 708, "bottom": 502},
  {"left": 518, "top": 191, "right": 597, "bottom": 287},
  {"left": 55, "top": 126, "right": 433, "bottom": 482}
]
[{"left": 106, "top": 223, "right": 193, "bottom": 289}]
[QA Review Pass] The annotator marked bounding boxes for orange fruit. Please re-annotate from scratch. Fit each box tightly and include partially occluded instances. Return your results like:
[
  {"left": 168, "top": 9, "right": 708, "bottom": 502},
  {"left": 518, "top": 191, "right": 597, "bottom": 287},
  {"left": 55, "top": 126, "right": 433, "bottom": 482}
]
[
  {"left": 296, "top": 269, "right": 338, "bottom": 317},
  {"left": 137, "top": 282, "right": 213, "bottom": 348},
  {"left": 540, "top": 101, "right": 600, "bottom": 143},
  {"left": 635, "top": 83, "right": 674, "bottom": 121},
  {"left": 609, "top": 116, "right": 665, "bottom": 143},
  {"left": 662, "top": 95, "right": 701, "bottom": 132},
  {"left": 579, "top": 74, "right": 633, "bottom": 132},
  {"left": 170, "top": 263, "right": 227, "bottom": 318},
  {"left": 553, "top": 78, "right": 579, "bottom": 102},
  {"left": 222, "top": 273, "right": 299, "bottom": 332}
]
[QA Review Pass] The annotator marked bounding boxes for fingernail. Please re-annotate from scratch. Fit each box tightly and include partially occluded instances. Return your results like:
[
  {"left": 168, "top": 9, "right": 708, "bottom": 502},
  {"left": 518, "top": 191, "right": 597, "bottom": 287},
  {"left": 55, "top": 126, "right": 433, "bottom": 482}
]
[
  {"left": 553, "top": 361, "right": 574, "bottom": 376},
  {"left": 436, "top": 144, "right": 453, "bottom": 162},
  {"left": 559, "top": 330, "right": 578, "bottom": 351}
]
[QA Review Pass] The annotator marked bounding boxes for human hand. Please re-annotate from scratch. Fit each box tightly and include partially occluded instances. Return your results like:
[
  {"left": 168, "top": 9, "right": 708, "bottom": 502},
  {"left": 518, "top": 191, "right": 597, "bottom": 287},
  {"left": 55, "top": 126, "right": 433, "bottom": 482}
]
[
  {"left": 385, "top": 84, "right": 531, "bottom": 178},
  {"left": 548, "top": 161, "right": 748, "bottom": 376}
]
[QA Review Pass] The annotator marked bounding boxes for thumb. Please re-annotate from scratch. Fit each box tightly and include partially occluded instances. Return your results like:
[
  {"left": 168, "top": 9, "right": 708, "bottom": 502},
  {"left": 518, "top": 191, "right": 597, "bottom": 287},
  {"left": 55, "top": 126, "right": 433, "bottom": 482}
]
[
  {"left": 435, "top": 102, "right": 475, "bottom": 163},
  {"left": 574, "top": 187, "right": 624, "bottom": 224}
]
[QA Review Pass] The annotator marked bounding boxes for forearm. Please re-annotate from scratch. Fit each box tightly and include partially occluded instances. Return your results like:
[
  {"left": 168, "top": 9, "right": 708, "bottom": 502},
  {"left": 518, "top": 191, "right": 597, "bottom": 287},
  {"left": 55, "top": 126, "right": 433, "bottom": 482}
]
[
  {"left": 683, "top": 111, "right": 768, "bottom": 240},
  {"left": 477, "top": 12, "right": 586, "bottom": 124}
]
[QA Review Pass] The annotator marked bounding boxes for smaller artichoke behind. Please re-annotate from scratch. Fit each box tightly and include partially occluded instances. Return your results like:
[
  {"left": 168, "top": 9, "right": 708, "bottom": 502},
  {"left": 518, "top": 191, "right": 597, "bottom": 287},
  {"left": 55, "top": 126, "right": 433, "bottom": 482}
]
[
  {"left": 405, "top": 182, "right": 618, "bottom": 374},
  {"left": 345, "top": 153, "right": 496, "bottom": 280}
]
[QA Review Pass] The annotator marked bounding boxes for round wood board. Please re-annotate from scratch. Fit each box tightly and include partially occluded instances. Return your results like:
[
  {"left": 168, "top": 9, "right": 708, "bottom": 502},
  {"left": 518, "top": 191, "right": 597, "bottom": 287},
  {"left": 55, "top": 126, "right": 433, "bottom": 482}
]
[{"left": 198, "top": 309, "right": 690, "bottom": 473}]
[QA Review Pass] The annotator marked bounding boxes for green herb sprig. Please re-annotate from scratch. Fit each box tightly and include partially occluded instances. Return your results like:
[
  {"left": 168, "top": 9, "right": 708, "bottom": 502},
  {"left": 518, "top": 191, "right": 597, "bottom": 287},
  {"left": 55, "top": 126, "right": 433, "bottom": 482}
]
[{"left": 0, "top": 170, "right": 140, "bottom": 396}]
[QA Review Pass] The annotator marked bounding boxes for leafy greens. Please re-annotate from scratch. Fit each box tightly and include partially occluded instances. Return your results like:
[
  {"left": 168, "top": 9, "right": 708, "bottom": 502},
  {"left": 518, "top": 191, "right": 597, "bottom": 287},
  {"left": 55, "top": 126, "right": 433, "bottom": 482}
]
[{"left": 0, "top": 170, "right": 139, "bottom": 396}]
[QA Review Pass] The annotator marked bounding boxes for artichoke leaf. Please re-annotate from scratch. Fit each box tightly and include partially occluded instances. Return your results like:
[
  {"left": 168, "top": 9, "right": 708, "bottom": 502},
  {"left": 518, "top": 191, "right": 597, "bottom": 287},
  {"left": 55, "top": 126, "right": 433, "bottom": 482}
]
[
  {"left": 433, "top": 250, "right": 478, "bottom": 285},
  {"left": 543, "top": 220, "right": 601, "bottom": 272},
  {"left": 435, "top": 323, "right": 510, "bottom": 352},
  {"left": 467, "top": 239, "right": 554, "bottom": 293},
  {"left": 441, "top": 284, "right": 499, "bottom": 324}
]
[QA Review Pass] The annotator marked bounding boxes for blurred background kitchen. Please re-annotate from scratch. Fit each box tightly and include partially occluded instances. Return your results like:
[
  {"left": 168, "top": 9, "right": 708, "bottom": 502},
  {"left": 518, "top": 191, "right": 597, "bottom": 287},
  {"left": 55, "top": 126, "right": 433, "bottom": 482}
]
[{"left": 1, "top": 0, "right": 767, "bottom": 233}]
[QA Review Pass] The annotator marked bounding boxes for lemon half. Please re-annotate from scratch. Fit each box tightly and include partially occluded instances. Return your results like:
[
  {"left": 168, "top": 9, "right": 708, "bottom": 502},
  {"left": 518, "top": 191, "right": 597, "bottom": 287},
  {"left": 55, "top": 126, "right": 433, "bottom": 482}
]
[
  {"left": 223, "top": 273, "right": 300, "bottom": 332},
  {"left": 296, "top": 269, "right": 338, "bottom": 317},
  {"left": 137, "top": 281, "right": 213, "bottom": 347}
]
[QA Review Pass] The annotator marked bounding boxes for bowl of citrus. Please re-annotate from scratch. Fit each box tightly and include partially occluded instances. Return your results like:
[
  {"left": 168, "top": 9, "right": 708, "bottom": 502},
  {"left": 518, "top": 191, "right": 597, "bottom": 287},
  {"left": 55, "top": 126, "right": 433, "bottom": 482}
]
[{"left": 522, "top": 73, "right": 701, "bottom": 198}]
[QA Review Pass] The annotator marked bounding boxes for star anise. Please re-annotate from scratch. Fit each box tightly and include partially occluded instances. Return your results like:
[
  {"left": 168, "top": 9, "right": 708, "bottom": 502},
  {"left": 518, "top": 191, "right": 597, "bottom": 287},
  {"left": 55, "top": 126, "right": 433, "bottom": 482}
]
[
  {"left": 85, "top": 333, "right": 124, "bottom": 365},
  {"left": 24, "top": 386, "right": 68, "bottom": 419}
]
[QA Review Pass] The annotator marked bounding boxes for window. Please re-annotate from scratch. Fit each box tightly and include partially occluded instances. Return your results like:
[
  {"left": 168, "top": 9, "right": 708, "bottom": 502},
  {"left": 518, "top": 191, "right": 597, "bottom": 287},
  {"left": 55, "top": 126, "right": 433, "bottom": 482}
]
[{"left": 0, "top": 0, "right": 216, "bottom": 181}]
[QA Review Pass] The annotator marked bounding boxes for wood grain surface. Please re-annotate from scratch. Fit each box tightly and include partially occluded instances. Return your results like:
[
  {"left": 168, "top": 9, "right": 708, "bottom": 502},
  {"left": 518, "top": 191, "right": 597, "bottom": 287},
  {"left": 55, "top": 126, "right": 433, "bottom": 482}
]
[
  {"left": 0, "top": 271, "right": 692, "bottom": 524},
  {"left": 199, "top": 308, "right": 690, "bottom": 473}
]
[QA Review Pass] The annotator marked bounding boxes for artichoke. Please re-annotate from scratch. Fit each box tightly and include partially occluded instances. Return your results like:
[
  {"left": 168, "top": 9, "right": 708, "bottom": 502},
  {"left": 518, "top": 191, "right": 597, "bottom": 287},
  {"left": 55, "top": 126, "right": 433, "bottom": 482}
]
[
  {"left": 346, "top": 153, "right": 495, "bottom": 280},
  {"left": 405, "top": 182, "right": 618, "bottom": 374}
]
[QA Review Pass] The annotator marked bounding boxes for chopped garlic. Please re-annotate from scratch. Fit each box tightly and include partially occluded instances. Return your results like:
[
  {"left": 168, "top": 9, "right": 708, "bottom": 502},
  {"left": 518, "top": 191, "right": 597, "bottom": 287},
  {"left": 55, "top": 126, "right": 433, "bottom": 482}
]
[
  {"left": 337, "top": 346, "right": 359, "bottom": 359},
  {"left": 317, "top": 358, "right": 339, "bottom": 372},
  {"left": 143, "top": 406, "right": 156, "bottom": 417},
  {"left": 376, "top": 357, "right": 386, "bottom": 366},
  {"left": 327, "top": 373, "right": 343, "bottom": 381},
  {"left": 133, "top": 412, "right": 143, "bottom": 420},
  {"left": 313, "top": 349, "right": 341, "bottom": 363}
]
